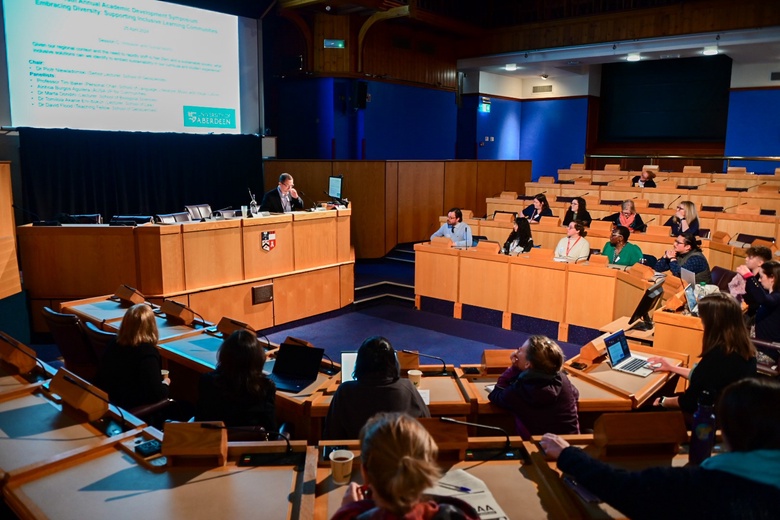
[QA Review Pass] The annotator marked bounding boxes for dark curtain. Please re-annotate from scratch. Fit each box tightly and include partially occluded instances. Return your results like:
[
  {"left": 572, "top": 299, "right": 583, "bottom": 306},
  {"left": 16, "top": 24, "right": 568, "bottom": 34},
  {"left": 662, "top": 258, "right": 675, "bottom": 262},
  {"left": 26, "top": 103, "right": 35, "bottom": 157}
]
[{"left": 17, "top": 128, "right": 264, "bottom": 223}]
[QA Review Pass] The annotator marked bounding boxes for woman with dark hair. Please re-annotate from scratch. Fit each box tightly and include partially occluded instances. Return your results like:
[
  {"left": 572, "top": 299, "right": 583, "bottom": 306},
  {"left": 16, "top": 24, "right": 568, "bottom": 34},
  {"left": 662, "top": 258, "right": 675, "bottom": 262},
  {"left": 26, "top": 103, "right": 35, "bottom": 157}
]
[
  {"left": 654, "top": 232, "right": 712, "bottom": 284},
  {"left": 647, "top": 292, "right": 756, "bottom": 414},
  {"left": 488, "top": 336, "right": 579, "bottom": 439},
  {"left": 333, "top": 413, "right": 479, "bottom": 520},
  {"left": 603, "top": 200, "right": 646, "bottom": 232},
  {"left": 664, "top": 200, "right": 700, "bottom": 237},
  {"left": 739, "top": 260, "right": 780, "bottom": 350},
  {"left": 195, "top": 330, "right": 276, "bottom": 433},
  {"left": 601, "top": 225, "right": 643, "bottom": 266},
  {"left": 501, "top": 217, "right": 534, "bottom": 255},
  {"left": 553, "top": 220, "right": 590, "bottom": 262},
  {"left": 539, "top": 378, "right": 780, "bottom": 520},
  {"left": 521, "top": 193, "right": 553, "bottom": 223},
  {"left": 562, "top": 197, "right": 592, "bottom": 227},
  {"left": 323, "top": 336, "right": 429, "bottom": 439},
  {"left": 97, "top": 303, "right": 169, "bottom": 410}
]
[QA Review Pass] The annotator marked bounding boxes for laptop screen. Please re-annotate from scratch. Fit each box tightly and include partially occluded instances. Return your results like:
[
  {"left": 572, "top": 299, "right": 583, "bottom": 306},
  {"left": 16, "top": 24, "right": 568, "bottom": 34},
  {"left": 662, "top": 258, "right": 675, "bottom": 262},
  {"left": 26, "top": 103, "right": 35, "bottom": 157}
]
[
  {"left": 604, "top": 330, "right": 630, "bottom": 367},
  {"left": 340, "top": 351, "right": 358, "bottom": 383},
  {"left": 272, "top": 343, "right": 325, "bottom": 378},
  {"left": 684, "top": 284, "right": 699, "bottom": 315}
]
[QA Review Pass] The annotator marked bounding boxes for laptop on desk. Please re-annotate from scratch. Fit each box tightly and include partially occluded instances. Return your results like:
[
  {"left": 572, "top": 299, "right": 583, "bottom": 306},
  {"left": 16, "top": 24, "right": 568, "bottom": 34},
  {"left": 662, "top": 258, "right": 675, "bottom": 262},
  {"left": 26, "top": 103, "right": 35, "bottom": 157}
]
[
  {"left": 266, "top": 342, "right": 325, "bottom": 393},
  {"left": 604, "top": 330, "right": 653, "bottom": 377}
]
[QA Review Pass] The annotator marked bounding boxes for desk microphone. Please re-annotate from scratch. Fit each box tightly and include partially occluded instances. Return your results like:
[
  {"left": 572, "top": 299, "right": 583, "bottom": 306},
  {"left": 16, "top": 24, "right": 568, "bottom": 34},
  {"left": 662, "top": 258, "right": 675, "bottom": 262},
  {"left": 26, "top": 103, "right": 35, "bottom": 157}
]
[
  {"left": 200, "top": 423, "right": 292, "bottom": 452},
  {"left": 666, "top": 195, "right": 682, "bottom": 209},
  {"left": 722, "top": 202, "right": 747, "bottom": 213},
  {"left": 12, "top": 204, "right": 42, "bottom": 223},
  {"left": 297, "top": 191, "right": 315, "bottom": 209},
  {"left": 61, "top": 374, "right": 127, "bottom": 435},
  {"left": 321, "top": 352, "right": 339, "bottom": 376},
  {"left": 440, "top": 417, "right": 529, "bottom": 462},
  {"left": 643, "top": 217, "right": 656, "bottom": 226},
  {"left": 400, "top": 350, "right": 448, "bottom": 375},
  {"left": 0, "top": 331, "right": 47, "bottom": 378},
  {"left": 745, "top": 181, "right": 767, "bottom": 190}
]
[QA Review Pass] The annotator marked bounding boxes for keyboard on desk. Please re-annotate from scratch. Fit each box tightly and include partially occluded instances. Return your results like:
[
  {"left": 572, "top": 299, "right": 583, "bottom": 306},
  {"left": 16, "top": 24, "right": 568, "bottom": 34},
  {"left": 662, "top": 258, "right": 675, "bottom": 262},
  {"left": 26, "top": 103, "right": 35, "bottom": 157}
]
[
  {"left": 267, "top": 374, "right": 316, "bottom": 393},
  {"left": 620, "top": 358, "right": 649, "bottom": 373}
]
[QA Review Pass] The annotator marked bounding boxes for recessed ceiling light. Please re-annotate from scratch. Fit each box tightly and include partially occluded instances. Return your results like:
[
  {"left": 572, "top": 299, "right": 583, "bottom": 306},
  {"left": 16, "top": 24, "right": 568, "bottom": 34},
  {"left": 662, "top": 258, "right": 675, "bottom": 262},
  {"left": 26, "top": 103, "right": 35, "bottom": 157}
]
[
  {"left": 627, "top": 53, "right": 641, "bottom": 62},
  {"left": 540, "top": 74, "right": 549, "bottom": 80},
  {"left": 703, "top": 46, "right": 718, "bottom": 56},
  {"left": 505, "top": 64, "right": 517, "bottom": 71}
]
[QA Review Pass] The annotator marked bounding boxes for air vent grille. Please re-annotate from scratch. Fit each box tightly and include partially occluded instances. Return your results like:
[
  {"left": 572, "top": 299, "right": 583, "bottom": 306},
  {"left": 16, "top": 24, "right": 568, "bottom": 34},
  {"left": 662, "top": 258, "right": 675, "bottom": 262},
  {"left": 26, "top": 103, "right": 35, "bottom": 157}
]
[
  {"left": 771, "top": 72, "right": 780, "bottom": 81},
  {"left": 532, "top": 85, "right": 553, "bottom": 93}
]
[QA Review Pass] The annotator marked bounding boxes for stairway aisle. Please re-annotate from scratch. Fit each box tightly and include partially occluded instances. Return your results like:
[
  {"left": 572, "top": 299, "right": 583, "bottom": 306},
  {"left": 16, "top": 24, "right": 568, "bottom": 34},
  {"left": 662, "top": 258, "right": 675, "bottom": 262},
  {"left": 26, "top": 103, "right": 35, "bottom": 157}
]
[{"left": 354, "top": 243, "right": 417, "bottom": 306}]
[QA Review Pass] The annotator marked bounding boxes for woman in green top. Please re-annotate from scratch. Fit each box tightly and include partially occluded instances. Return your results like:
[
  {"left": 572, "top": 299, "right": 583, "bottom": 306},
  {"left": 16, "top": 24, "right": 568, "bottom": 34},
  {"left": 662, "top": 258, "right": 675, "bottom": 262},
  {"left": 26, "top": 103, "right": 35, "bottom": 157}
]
[{"left": 602, "top": 225, "right": 643, "bottom": 266}]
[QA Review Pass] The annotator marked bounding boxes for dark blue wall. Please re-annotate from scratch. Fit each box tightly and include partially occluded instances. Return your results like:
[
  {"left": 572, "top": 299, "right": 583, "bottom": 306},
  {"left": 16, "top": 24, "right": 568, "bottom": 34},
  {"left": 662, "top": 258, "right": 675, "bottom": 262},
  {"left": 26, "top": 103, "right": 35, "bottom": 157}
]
[
  {"left": 724, "top": 89, "right": 780, "bottom": 173},
  {"left": 476, "top": 97, "right": 522, "bottom": 160},
  {"left": 456, "top": 95, "right": 478, "bottom": 159},
  {"left": 278, "top": 78, "right": 334, "bottom": 159},
  {"left": 519, "top": 97, "right": 588, "bottom": 180}
]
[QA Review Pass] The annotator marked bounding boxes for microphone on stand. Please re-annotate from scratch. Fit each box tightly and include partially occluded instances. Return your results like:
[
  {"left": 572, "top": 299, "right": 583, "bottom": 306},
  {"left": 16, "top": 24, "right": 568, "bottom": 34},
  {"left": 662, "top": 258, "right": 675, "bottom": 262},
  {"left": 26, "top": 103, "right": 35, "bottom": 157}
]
[
  {"left": 400, "top": 350, "right": 448, "bottom": 375},
  {"left": 440, "top": 417, "right": 530, "bottom": 462},
  {"left": 200, "top": 423, "right": 293, "bottom": 452},
  {"left": 61, "top": 374, "right": 127, "bottom": 436},
  {"left": 666, "top": 195, "right": 682, "bottom": 209},
  {"left": 320, "top": 352, "right": 339, "bottom": 376},
  {"left": 722, "top": 202, "right": 747, "bottom": 213}
]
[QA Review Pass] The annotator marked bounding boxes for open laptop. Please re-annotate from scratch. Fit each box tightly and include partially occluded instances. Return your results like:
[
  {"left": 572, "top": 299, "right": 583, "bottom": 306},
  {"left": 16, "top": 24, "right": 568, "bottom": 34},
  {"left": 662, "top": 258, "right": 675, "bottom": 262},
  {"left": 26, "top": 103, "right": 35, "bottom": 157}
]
[
  {"left": 340, "top": 351, "right": 358, "bottom": 383},
  {"left": 266, "top": 342, "right": 325, "bottom": 393},
  {"left": 603, "top": 330, "right": 653, "bottom": 377}
]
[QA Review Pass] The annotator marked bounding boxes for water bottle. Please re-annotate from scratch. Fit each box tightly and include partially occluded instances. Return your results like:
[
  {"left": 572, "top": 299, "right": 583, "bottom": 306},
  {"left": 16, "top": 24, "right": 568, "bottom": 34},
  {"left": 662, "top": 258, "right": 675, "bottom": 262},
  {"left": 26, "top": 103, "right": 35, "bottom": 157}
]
[
  {"left": 248, "top": 188, "right": 258, "bottom": 215},
  {"left": 688, "top": 390, "right": 716, "bottom": 465}
]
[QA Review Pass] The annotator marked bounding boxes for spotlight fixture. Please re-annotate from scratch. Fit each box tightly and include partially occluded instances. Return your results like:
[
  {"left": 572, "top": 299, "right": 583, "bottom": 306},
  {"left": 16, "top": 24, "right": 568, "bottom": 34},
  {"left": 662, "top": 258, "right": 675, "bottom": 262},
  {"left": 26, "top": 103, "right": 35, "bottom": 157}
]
[
  {"left": 703, "top": 46, "right": 718, "bottom": 56},
  {"left": 505, "top": 64, "right": 517, "bottom": 71},
  {"left": 627, "top": 53, "right": 641, "bottom": 62},
  {"left": 540, "top": 74, "right": 549, "bottom": 80}
]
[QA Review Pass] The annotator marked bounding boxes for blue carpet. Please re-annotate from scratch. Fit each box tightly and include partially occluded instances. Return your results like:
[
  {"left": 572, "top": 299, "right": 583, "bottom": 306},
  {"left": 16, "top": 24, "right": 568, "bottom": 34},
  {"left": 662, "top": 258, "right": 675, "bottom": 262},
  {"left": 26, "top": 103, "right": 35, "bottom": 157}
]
[{"left": 267, "top": 304, "right": 581, "bottom": 366}]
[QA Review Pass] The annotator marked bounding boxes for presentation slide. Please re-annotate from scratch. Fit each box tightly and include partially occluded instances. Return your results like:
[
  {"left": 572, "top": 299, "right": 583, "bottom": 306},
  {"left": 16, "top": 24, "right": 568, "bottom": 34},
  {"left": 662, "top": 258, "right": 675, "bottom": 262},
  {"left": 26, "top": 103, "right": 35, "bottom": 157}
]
[{"left": 3, "top": 0, "right": 241, "bottom": 133}]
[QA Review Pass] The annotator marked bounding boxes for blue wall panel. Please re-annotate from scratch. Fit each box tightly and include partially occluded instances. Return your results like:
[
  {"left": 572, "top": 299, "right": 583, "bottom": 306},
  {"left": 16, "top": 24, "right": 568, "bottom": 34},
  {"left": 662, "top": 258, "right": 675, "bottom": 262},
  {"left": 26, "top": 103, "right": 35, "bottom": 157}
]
[
  {"left": 278, "top": 78, "right": 334, "bottom": 159},
  {"left": 724, "top": 89, "right": 780, "bottom": 173},
  {"left": 456, "top": 95, "right": 478, "bottom": 159},
  {"left": 363, "top": 82, "right": 457, "bottom": 160},
  {"left": 476, "top": 97, "right": 522, "bottom": 160},
  {"left": 519, "top": 97, "right": 588, "bottom": 180}
]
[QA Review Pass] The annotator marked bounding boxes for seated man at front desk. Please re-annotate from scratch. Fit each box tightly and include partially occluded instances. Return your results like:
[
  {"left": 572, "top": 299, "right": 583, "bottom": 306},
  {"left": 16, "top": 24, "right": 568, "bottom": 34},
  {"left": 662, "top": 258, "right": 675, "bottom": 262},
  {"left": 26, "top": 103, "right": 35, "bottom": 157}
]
[
  {"left": 323, "top": 336, "right": 430, "bottom": 440},
  {"left": 654, "top": 232, "right": 712, "bottom": 284},
  {"left": 430, "top": 207, "right": 473, "bottom": 247},
  {"left": 260, "top": 172, "right": 304, "bottom": 213},
  {"left": 539, "top": 377, "right": 780, "bottom": 520},
  {"left": 487, "top": 336, "right": 580, "bottom": 439}
]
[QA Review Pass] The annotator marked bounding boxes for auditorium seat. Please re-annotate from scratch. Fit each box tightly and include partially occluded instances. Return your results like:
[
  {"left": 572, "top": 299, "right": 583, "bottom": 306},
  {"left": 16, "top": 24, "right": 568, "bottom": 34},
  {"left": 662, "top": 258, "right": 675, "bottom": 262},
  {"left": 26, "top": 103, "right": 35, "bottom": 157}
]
[
  {"left": 711, "top": 266, "right": 737, "bottom": 292},
  {"left": 185, "top": 204, "right": 212, "bottom": 220},
  {"left": 41, "top": 307, "right": 99, "bottom": 382},
  {"left": 155, "top": 212, "right": 192, "bottom": 224},
  {"left": 82, "top": 321, "right": 116, "bottom": 359},
  {"left": 682, "top": 166, "right": 701, "bottom": 173}
]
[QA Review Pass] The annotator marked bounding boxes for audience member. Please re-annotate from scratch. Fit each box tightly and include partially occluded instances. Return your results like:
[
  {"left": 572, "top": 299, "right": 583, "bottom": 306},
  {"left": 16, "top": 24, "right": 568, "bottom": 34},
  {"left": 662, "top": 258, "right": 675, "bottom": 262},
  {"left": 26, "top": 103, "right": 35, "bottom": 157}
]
[
  {"left": 430, "top": 208, "right": 473, "bottom": 247},
  {"left": 332, "top": 413, "right": 479, "bottom": 520},
  {"left": 521, "top": 193, "right": 553, "bottom": 223},
  {"left": 603, "top": 200, "right": 646, "bottom": 232},
  {"left": 97, "top": 304, "right": 169, "bottom": 410},
  {"left": 730, "top": 245, "right": 773, "bottom": 317},
  {"left": 488, "top": 336, "right": 579, "bottom": 439},
  {"left": 501, "top": 217, "right": 534, "bottom": 255},
  {"left": 655, "top": 232, "right": 712, "bottom": 284},
  {"left": 562, "top": 197, "right": 592, "bottom": 227},
  {"left": 664, "top": 200, "right": 700, "bottom": 237},
  {"left": 260, "top": 172, "right": 304, "bottom": 213},
  {"left": 554, "top": 220, "right": 590, "bottom": 262},
  {"left": 195, "top": 330, "right": 276, "bottom": 436},
  {"left": 647, "top": 292, "right": 756, "bottom": 415},
  {"left": 323, "top": 337, "right": 430, "bottom": 440},
  {"left": 539, "top": 377, "right": 780, "bottom": 520},
  {"left": 601, "top": 225, "right": 643, "bottom": 266},
  {"left": 740, "top": 260, "right": 780, "bottom": 356},
  {"left": 631, "top": 170, "right": 656, "bottom": 188}
]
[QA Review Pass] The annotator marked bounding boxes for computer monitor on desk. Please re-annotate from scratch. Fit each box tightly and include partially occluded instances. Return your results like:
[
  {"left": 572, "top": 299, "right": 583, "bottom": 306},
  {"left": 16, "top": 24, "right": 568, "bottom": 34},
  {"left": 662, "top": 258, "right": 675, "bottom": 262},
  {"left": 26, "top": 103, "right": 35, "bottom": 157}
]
[{"left": 627, "top": 280, "right": 665, "bottom": 331}]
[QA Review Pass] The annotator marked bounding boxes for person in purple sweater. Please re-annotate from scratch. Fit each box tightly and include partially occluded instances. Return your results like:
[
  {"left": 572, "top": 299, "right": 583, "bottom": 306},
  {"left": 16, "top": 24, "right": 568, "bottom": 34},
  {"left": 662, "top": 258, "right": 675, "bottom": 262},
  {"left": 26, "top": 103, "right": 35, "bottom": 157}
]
[{"left": 488, "top": 335, "right": 580, "bottom": 439}]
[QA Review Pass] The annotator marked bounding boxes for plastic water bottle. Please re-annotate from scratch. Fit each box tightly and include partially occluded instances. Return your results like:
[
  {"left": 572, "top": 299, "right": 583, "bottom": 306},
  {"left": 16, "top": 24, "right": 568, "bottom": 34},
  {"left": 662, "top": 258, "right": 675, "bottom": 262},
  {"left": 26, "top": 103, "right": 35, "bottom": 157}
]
[{"left": 689, "top": 390, "right": 716, "bottom": 465}]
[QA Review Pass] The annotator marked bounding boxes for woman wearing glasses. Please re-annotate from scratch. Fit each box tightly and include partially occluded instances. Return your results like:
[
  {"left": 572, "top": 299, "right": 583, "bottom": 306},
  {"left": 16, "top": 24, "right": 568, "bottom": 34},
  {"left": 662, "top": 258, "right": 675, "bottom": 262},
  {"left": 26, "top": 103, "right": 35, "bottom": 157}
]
[
  {"left": 602, "top": 200, "right": 647, "bottom": 232},
  {"left": 601, "top": 226, "right": 643, "bottom": 266},
  {"left": 665, "top": 200, "right": 700, "bottom": 237},
  {"left": 562, "top": 197, "right": 592, "bottom": 227},
  {"left": 655, "top": 232, "right": 712, "bottom": 284}
]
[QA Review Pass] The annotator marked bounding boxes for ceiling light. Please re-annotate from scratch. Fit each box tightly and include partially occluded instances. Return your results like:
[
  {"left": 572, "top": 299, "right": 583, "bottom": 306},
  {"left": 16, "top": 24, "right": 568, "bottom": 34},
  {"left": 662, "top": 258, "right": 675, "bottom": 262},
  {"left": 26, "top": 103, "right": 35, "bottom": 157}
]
[
  {"left": 627, "top": 53, "right": 641, "bottom": 62},
  {"left": 703, "top": 46, "right": 718, "bottom": 56},
  {"left": 505, "top": 64, "right": 517, "bottom": 71},
  {"left": 540, "top": 74, "right": 549, "bottom": 80}
]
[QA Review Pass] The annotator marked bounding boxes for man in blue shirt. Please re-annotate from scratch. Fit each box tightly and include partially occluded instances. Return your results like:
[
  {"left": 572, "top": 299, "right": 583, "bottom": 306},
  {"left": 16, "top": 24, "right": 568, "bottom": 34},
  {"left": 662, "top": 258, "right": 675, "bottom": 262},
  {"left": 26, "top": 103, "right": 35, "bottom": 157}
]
[{"left": 430, "top": 207, "right": 473, "bottom": 247}]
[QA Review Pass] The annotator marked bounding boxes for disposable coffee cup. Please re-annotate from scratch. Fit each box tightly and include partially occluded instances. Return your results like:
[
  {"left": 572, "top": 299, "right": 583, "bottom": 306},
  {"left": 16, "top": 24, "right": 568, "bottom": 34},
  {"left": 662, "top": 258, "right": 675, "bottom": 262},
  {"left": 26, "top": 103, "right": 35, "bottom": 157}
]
[
  {"left": 408, "top": 369, "right": 422, "bottom": 387},
  {"left": 240, "top": 205, "right": 248, "bottom": 217},
  {"left": 160, "top": 369, "right": 169, "bottom": 381},
  {"left": 329, "top": 449, "right": 354, "bottom": 485}
]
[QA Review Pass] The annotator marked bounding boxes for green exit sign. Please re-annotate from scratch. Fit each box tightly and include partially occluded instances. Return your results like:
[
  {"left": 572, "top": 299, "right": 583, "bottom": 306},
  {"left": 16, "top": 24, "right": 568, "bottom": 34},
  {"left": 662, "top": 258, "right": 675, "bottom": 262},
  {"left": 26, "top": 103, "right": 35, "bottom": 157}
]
[{"left": 324, "top": 39, "right": 345, "bottom": 49}]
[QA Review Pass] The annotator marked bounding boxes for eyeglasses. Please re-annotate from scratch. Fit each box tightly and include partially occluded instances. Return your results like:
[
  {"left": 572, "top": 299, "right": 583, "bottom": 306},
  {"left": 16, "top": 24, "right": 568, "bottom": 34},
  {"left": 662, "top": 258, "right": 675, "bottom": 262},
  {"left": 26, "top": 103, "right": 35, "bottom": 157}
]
[
  {"left": 676, "top": 206, "right": 684, "bottom": 211},
  {"left": 621, "top": 211, "right": 632, "bottom": 217},
  {"left": 674, "top": 240, "right": 687, "bottom": 245}
]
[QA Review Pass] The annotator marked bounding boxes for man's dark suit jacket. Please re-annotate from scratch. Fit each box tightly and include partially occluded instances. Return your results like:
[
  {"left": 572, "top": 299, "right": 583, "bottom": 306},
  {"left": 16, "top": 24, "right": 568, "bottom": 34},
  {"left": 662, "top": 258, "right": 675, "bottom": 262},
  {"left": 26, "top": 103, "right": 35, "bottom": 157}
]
[{"left": 260, "top": 187, "right": 304, "bottom": 213}]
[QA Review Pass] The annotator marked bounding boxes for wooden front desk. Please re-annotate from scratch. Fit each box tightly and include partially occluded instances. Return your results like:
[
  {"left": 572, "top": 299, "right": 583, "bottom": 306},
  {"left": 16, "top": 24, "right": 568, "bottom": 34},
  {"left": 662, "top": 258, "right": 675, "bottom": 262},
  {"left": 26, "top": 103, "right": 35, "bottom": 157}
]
[
  {"left": 5, "top": 430, "right": 316, "bottom": 520},
  {"left": 20, "top": 208, "right": 354, "bottom": 333}
]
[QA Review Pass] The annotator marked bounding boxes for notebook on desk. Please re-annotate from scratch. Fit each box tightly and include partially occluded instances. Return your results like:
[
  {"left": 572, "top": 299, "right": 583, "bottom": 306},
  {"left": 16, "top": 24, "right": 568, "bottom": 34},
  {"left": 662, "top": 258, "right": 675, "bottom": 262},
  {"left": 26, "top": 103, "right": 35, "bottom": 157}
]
[
  {"left": 267, "top": 342, "right": 325, "bottom": 393},
  {"left": 604, "top": 330, "right": 653, "bottom": 377}
]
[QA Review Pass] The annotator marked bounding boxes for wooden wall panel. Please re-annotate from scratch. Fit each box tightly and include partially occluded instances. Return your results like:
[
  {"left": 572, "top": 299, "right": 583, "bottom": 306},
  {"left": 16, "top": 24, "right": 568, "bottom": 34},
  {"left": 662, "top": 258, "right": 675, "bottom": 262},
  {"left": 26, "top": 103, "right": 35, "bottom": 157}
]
[
  {"left": 334, "top": 161, "right": 386, "bottom": 258},
  {"left": 263, "top": 160, "right": 334, "bottom": 200},
  {"left": 505, "top": 161, "right": 533, "bottom": 195},
  {"left": 312, "top": 13, "right": 351, "bottom": 74},
  {"left": 385, "top": 162, "right": 398, "bottom": 255},
  {"left": 397, "top": 161, "right": 445, "bottom": 244},
  {"left": 476, "top": 162, "right": 508, "bottom": 218},
  {"left": 444, "top": 162, "right": 477, "bottom": 218}
]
